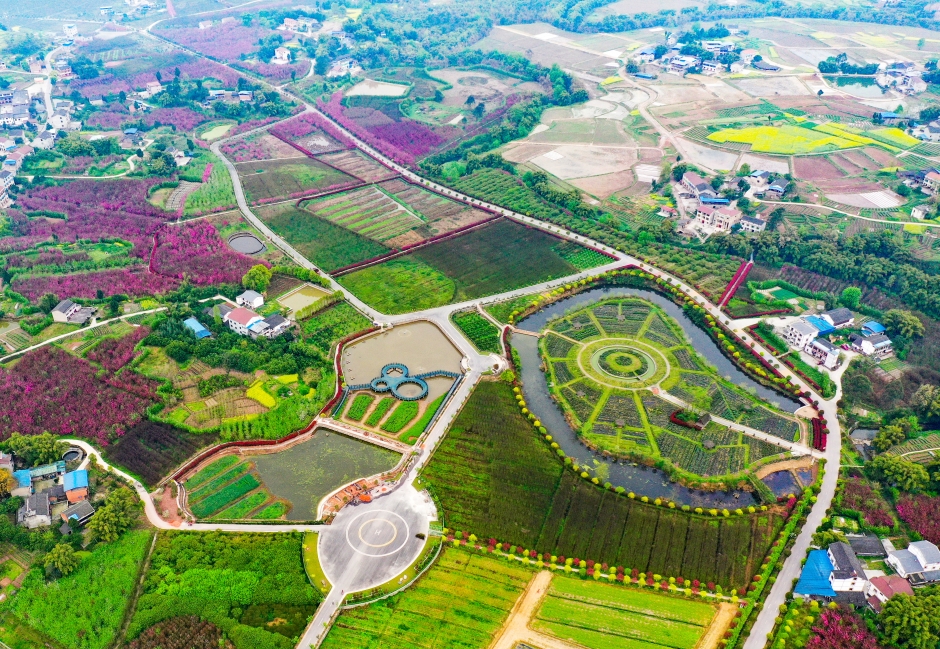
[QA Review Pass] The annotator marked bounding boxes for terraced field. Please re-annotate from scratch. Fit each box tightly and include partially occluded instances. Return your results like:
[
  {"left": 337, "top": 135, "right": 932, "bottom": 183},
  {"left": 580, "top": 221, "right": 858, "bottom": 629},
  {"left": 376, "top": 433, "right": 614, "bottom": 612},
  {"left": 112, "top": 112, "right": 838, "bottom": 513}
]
[{"left": 318, "top": 149, "right": 398, "bottom": 182}]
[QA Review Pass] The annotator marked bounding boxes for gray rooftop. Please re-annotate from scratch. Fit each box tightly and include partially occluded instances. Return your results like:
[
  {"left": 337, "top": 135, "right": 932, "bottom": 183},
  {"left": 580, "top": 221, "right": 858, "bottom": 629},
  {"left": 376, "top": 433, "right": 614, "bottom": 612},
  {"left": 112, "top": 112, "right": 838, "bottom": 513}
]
[
  {"left": 829, "top": 542, "right": 865, "bottom": 579},
  {"left": 62, "top": 499, "right": 95, "bottom": 523},
  {"left": 890, "top": 549, "right": 924, "bottom": 574},
  {"left": 823, "top": 307, "right": 854, "bottom": 325},
  {"left": 910, "top": 540, "right": 940, "bottom": 564},
  {"left": 789, "top": 320, "right": 819, "bottom": 337}
]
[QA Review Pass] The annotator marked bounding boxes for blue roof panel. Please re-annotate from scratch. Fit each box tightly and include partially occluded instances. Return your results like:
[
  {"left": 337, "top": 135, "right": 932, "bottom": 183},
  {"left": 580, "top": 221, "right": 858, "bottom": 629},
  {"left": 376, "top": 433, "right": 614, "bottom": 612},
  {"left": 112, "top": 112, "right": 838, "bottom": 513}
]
[
  {"left": 863, "top": 321, "right": 886, "bottom": 334},
  {"left": 63, "top": 470, "right": 89, "bottom": 492},
  {"left": 13, "top": 469, "right": 30, "bottom": 488},
  {"left": 183, "top": 317, "right": 211, "bottom": 339},
  {"left": 805, "top": 316, "right": 835, "bottom": 336},
  {"left": 795, "top": 550, "right": 837, "bottom": 597}
]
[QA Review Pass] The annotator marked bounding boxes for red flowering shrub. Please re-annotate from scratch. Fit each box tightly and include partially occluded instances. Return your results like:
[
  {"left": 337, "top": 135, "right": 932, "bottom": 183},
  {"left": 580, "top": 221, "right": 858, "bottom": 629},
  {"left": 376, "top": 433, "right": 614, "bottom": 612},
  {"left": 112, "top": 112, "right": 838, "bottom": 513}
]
[
  {"left": 151, "top": 221, "right": 261, "bottom": 286},
  {"left": 841, "top": 477, "right": 895, "bottom": 528},
  {"left": 13, "top": 268, "right": 179, "bottom": 300},
  {"left": 0, "top": 346, "right": 157, "bottom": 444},
  {"left": 86, "top": 326, "right": 150, "bottom": 372},
  {"left": 156, "top": 22, "right": 269, "bottom": 62},
  {"left": 806, "top": 608, "right": 881, "bottom": 649},
  {"left": 896, "top": 494, "right": 940, "bottom": 544}
]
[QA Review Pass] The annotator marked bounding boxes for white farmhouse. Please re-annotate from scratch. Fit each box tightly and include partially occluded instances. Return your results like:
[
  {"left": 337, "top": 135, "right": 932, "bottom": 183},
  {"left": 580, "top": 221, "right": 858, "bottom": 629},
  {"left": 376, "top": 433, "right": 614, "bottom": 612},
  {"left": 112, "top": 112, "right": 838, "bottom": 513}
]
[
  {"left": 236, "top": 290, "right": 264, "bottom": 309},
  {"left": 782, "top": 320, "right": 818, "bottom": 350}
]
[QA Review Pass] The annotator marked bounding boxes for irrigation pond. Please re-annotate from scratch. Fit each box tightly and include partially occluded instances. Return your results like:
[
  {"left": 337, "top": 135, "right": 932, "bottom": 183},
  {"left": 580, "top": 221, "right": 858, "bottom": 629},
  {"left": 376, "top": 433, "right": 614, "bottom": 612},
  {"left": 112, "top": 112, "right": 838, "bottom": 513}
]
[{"left": 251, "top": 431, "right": 401, "bottom": 520}]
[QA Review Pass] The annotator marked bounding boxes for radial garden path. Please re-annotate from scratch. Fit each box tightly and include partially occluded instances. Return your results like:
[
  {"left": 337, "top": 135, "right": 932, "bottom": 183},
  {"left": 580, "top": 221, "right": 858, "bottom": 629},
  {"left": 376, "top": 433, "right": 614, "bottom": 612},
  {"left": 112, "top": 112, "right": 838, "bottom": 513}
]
[{"left": 130, "top": 33, "right": 842, "bottom": 649}]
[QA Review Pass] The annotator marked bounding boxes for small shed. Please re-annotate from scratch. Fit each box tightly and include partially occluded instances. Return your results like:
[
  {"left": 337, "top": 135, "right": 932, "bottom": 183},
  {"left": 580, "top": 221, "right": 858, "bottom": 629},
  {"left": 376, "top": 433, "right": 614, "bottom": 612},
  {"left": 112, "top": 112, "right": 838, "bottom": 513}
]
[
  {"left": 862, "top": 321, "right": 886, "bottom": 336},
  {"left": 183, "top": 317, "right": 211, "bottom": 339}
]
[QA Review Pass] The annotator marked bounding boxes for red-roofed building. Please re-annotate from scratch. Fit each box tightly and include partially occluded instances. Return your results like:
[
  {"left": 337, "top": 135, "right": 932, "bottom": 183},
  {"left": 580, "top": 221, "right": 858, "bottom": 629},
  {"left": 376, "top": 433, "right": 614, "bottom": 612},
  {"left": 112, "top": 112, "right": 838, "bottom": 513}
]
[
  {"left": 223, "top": 306, "right": 263, "bottom": 335},
  {"left": 923, "top": 171, "right": 940, "bottom": 194},
  {"left": 866, "top": 575, "right": 914, "bottom": 611}
]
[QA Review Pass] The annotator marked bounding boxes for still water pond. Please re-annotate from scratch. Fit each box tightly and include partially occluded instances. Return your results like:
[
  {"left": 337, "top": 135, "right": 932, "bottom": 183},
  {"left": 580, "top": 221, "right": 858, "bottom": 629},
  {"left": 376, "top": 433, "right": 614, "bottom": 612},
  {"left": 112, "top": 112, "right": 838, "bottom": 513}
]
[
  {"left": 252, "top": 431, "right": 401, "bottom": 520},
  {"left": 823, "top": 75, "right": 886, "bottom": 98},
  {"left": 512, "top": 286, "right": 801, "bottom": 507}
]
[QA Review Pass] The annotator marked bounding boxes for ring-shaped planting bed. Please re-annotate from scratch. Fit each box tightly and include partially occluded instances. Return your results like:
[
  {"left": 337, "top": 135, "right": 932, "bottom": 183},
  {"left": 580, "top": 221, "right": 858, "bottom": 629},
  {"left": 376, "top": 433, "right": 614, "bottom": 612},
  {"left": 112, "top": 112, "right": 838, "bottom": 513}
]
[{"left": 577, "top": 338, "right": 669, "bottom": 390}]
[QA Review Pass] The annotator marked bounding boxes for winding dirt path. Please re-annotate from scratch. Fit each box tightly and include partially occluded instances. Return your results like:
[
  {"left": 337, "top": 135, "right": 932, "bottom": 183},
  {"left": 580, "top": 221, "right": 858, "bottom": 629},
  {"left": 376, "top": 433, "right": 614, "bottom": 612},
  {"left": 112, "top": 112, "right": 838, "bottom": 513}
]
[
  {"left": 489, "top": 571, "right": 580, "bottom": 649},
  {"left": 696, "top": 603, "right": 738, "bottom": 649}
]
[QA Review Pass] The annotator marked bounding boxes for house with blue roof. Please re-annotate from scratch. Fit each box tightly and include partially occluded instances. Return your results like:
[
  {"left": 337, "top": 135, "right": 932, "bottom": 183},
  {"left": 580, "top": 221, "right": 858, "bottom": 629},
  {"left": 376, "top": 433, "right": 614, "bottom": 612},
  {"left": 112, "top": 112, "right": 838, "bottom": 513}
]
[
  {"left": 804, "top": 315, "right": 835, "bottom": 336},
  {"left": 183, "top": 317, "right": 211, "bottom": 339},
  {"left": 12, "top": 469, "right": 31, "bottom": 497},
  {"left": 796, "top": 543, "right": 869, "bottom": 605},
  {"left": 862, "top": 321, "right": 886, "bottom": 336},
  {"left": 62, "top": 469, "right": 89, "bottom": 503},
  {"left": 795, "top": 550, "right": 837, "bottom": 598}
]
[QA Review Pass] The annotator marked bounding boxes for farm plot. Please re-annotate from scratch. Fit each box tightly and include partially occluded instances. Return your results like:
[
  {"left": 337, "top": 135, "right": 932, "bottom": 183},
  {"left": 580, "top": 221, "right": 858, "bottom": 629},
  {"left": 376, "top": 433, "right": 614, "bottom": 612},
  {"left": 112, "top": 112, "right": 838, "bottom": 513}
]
[
  {"left": 534, "top": 575, "right": 717, "bottom": 649},
  {"left": 220, "top": 132, "right": 304, "bottom": 162},
  {"left": 707, "top": 125, "right": 862, "bottom": 155},
  {"left": 302, "top": 186, "right": 423, "bottom": 245},
  {"left": 234, "top": 158, "right": 358, "bottom": 203},
  {"left": 321, "top": 549, "right": 529, "bottom": 649},
  {"left": 257, "top": 203, "right": 388, "bottom": 272},
  {"left": 378, "top": 178, "right": 493, "bottom": 236},
  {"left": 183, "top": 457, "right": 276, "bottom": 520},
  {"left": 422, "top": 380, "right": 783, "bottom": 589},
  {"left": 338, "top": 219, "right": 602, "bottom": 314},
  {"left": 452, "top": 310, "right": 502, "bottom": 353},
  {"left": 793, "top": 156, "right": 846, "bottom": 180},
  {"left": 103, "top": 420, "right": 215, "bottom": 487},
  {"left": 317, "top": 149, "right": 398, "bottom": 182}
]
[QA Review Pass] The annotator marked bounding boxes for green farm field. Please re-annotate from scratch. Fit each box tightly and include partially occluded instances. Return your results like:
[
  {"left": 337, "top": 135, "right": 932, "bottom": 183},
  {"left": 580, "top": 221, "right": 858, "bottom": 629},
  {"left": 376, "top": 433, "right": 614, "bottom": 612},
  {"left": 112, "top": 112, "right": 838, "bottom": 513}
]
[
  {"left": 258, "top": 203, "right": 388, "bottom": 272},
  {"left": 452, "top": 310, "right": 502, "bottom": 353},
  {"left": 235, "top": 158, "right": 357, "bottom": 203},
  {"left": 321, "top": 548, "right": 530, "bottom": 649},
  {"left": 184, "top": 457, "right": 279, "bottom": 520},
  {"left": 6, "top": 530, "right": 152, "bottom": 649},
  {"left": 338, "top": 219, "right": 607, "bottom": 314},
  {"left": 535, "top": 575, "right": 716, "bottom": 649},
  {"left": 422, "top": 380, "right": 782, "bottom": 589}
]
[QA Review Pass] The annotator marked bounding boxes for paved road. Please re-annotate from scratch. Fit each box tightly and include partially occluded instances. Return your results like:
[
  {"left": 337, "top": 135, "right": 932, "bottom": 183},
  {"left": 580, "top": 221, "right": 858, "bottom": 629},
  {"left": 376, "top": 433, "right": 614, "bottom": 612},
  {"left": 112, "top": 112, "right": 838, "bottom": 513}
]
[
  {"left": 118, "top": 36, "right": 841, "bottom": 649},
  {"left": 0, "top": 307, "right": 166, "bottom": 363}
]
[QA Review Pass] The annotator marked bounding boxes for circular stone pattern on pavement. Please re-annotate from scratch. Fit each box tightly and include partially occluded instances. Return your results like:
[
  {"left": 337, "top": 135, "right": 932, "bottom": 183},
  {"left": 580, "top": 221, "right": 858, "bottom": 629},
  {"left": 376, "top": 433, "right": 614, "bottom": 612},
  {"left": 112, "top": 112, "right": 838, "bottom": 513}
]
[
  {"left": 577, "top": 339, "right": 669, "bottom": 389},
  {"left": 344, "top": 509, "right": 410, "bottom": 558}
]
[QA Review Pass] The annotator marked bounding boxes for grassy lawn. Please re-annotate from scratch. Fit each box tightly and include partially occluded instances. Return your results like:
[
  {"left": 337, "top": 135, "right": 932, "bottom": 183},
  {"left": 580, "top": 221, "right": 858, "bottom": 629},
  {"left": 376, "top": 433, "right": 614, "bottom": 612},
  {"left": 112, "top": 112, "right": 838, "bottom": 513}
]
[
  {"left": 321, "top": 548, "right": 529, "bottom": 649},
  {"left": 339, "top": 219, "right": 598, "bottom": 315},
  {"left": 184, "top": 153, "right": 237, "bottom": 215},
  {"left": 5, "top": 530, "right": 152, "bottom": 649},
  {"left": 303, "top": 531, "right": 331, "bottom": 594},
  {"left": 534, "top": 575, "right": 716, "bottom": 649}
]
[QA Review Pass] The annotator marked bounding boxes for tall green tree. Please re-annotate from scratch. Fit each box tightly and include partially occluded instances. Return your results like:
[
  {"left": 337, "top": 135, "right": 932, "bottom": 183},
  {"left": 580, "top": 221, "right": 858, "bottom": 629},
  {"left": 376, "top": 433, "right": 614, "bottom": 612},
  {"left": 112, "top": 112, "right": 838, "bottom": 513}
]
[
  {"left": 883, "top": 309, "right": 925, "bottom": 339},
  {"left": 43, "top": 544, "right": 79, "bottom": 577},
  {"left": 839, "top": 286, "right": 862, "bottom": 309},
  {"left": 868, "top": 454, "right": 929, "bottom": 492},
  {"left": 4, "top": 432, "right": 67, "bottom": 466},
  {"left": 86, "top": 487, "right": 138, "bottom": 543},
  {"left": 872, "top": 424, "right": 907, "bottom": 453},
  {"left": 242, "top": 264, "right": 272, "bottom": 292},
  {"left": 880, "top": 591, "right": 940, "bottom": 649}
]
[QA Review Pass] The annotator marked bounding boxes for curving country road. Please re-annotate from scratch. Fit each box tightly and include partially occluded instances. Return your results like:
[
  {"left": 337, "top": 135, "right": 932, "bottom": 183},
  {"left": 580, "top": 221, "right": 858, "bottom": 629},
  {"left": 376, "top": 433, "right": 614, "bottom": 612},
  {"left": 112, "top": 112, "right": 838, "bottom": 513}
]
[{"left": 106, "top": 30, "right": 842, "bottom": 649}]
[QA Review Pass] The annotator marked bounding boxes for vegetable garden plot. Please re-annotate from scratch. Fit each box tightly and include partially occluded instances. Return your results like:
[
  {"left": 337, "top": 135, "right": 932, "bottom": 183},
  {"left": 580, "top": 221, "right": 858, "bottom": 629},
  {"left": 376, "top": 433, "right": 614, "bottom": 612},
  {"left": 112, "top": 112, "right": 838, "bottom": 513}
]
[
  {"left": 377, "top": 178, "right": 492, "bottom": 235},
  {"left": 422, "top": 381, "right": 782, "bottom": 589},
  {"left": 302, "top": 187, "right": 422, "bottom": 243},
  {"left": 258, "top": 204, "right": 387, "bottom": 272},
  {"left": 339, "top": 219, "right": 601, "bottom": 313},
  {"left": 317, "top": 150, "right": 398, "bottom": 183},
  {"left": 234, "top": 158, "right": 358, "bottom": 203},
  {"left": 321, "top": 549, "right": 529, "bottom": 649}
]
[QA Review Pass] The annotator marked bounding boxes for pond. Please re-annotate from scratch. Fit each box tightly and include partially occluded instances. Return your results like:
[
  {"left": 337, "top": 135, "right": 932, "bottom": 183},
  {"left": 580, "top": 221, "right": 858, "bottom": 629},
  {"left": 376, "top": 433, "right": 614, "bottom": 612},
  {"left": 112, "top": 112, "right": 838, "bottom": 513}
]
[
  {"left": 823, "top": 76, "right": 886, "bottom": 98},
  {"left": 228, "top": 232, "right": 267, "bottom": 255},
  {"left": 62, "top": 448, "right": 83, "bottom": 462},
  {"left": 761, "top": 470, "right": 801, "bottom": 498},
  {"left": 251, "top": 431, "right": 401, "bottom": 521},
  {"left": 341, "top": 321, "right": 463, "bottom": 386},
  {"left": 512, "top": 286, "right": 802, "bottom": 508},
  {"left": 277, "top": 285, "right": 330, "bottom": 315}
]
